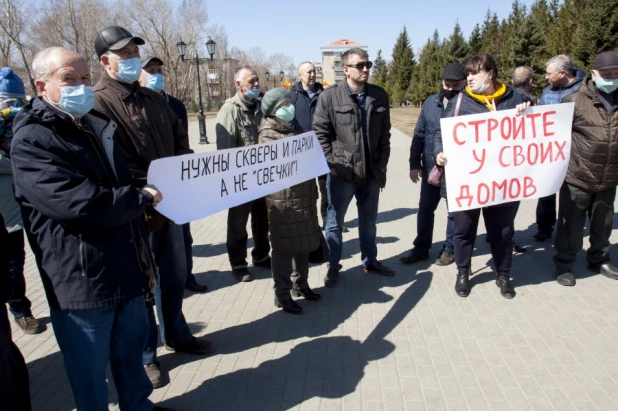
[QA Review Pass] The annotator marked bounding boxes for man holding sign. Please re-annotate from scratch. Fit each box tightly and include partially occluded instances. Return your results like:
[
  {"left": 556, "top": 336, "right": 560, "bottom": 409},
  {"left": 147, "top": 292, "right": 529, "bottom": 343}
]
[
  {"left": 434, "top": 54, "right": 530, "bottom": 299},
  {"left": 553, "top": 51, "right": 618, "bottom": 286}
]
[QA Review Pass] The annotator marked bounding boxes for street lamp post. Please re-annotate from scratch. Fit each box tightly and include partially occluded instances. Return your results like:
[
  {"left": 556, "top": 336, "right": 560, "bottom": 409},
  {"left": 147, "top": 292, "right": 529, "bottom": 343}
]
[{"left": 177, "top": 37, "right": 217, "bottom": 145}]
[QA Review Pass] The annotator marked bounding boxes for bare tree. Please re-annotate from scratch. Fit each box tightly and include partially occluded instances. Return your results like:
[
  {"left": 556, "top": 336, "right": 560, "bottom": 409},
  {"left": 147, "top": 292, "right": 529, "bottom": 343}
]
[{"left": 0, "top": 0, "right": 36, "bottom": 93}]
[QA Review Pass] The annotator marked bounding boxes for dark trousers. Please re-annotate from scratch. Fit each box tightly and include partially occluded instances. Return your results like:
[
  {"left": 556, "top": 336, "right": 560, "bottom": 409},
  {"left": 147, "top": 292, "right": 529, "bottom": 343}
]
[
  {"left": 226, "top": 197, "right": 270, "bottom": 269},
  {"left": 7, "top": 229, "right": 32, "bottom": 319},
  {"left": 0, "top": 304, "right": 31, "bottom": 410},
  {"left": 413, "top": 179, "right": 455, "bottom": 253},
  {"left": 554, "top": 183, "right": 616, "bottom": 271},
  {"left": 453, "top": 202, "right": 520, "bottom": 276},
  {"left": 52, "top": 297, "right": 153, "bottom": 411},
  {"left": 144, "top": 222, "right": 192, "bottom": 365},
  {"left": 536, "top": 194, "right": 557, "bottom": 235},
  {"left": 183, "top": 223, "right": 196, "bottom": 286},
  {"left": 318, "top": 175, "right": 329, "bottom": 228},
  {"left": 272, "top": 250, "right": 309, "bottom": 300}
]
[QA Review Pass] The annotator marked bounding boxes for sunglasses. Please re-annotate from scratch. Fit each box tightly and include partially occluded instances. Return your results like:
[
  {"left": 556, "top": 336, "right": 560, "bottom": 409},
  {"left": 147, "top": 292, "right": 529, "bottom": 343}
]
[{"left": 345, "top": 61, "right": 373, "bottom": 70}]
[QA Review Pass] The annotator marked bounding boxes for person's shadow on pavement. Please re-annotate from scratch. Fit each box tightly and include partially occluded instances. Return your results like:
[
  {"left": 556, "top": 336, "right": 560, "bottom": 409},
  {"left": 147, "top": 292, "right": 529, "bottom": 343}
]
[{"left": 159, "top": 270, "right": 433, "bottom": 410}]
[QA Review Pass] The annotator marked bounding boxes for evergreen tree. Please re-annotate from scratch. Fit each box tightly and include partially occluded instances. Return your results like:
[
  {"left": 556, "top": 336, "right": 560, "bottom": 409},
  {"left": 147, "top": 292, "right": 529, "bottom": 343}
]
[
  {"left": 372, "top": 49, "right": 389, "bottom": 87},
  {"left": 387, "top": 25, "right": 416, "bottom": 104},
  {"left": 445, "top": 21, "right": 469, "bottom": 62},
  {"left": 468, "top": 24, "right": 483, "bottom": 55},
  {"left": 572, "top": 0, "right": 618, "bottom": 68},
  {"left": 506, "top": 1, "right": 530, "bottom": 69},
  {"left": 409, "top": 30, "right": 444, "bottom": 104},
  {"left": 527, "top": 0, "right": 554, "bottom": 94}
]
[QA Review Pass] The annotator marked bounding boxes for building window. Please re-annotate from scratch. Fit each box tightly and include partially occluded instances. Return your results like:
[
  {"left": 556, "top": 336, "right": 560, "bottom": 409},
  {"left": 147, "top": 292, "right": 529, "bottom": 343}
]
[
  {"left": 334, "top": 52, "right": 341, "bottom": 58},
  {"left": 208, "top": 69, "right": 219, "bottom": 84}
]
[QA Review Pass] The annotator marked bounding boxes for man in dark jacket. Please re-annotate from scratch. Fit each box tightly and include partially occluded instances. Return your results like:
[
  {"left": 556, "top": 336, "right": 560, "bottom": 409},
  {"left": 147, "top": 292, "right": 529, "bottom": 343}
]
[
  {"left": 313, "top": 48, "right": 393, "bottom": 287},
  {"left": 534, "top": 55, "right": 586, "bottom": 242},
  {"left": 0, "top": 213, "right": 30, "bottom": 410},
  {"left": 11, "top": 47, "right": 162, "bottom": 410},
  {"left": 402, "top": 63, "right": 466, "bottom": 267},
  {"left": 512, "top": 66, "right": 537, "bottom": 104},
  {"left": 93, "top": 26, "right": 213, "bottom": 389},
  {"left": 553, "top": 50, "right": 618, "bottom": 287},
  {"left": 139, "top": 55, "right": 208, "bottom": 294}
]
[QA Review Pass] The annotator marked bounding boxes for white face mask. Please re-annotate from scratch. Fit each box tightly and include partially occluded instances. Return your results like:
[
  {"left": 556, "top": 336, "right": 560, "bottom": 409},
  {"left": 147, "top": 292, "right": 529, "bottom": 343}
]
[{"left": 470, "top": 72, "right": 490, "bottom": 93}]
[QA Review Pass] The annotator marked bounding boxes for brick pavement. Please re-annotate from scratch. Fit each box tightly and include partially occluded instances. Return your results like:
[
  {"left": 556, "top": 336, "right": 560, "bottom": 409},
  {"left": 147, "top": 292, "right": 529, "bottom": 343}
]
[{"left": 13, "top": 118, "right": 618, "bottom": 411}]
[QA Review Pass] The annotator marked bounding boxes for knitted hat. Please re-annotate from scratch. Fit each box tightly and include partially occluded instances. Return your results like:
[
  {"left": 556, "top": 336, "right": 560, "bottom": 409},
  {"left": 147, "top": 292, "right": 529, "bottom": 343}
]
[
  {"left": 0, "top": 67, "right": 26, "bottom": 100},
  {"left": 441, "top": 63, "right": 466, "bottom": 81},
  {"left": 261, "top": 87, "right": 290, "bottom": 117}
]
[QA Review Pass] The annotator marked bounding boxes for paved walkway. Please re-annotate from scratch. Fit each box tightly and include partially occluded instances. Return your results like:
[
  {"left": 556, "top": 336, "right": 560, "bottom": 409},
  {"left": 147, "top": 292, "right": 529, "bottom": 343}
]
[{"left": 14, "top": 119, "right": 618, "bottom": 411}]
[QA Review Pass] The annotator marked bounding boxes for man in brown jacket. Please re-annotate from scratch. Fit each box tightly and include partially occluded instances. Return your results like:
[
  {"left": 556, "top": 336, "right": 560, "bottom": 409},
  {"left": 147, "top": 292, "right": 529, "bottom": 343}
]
[
  {"left": 554, "top": 50, "right": 618, "bottom": 287},
  {"left": 93, "top": 26, "right": 213, "bottom": 388}
]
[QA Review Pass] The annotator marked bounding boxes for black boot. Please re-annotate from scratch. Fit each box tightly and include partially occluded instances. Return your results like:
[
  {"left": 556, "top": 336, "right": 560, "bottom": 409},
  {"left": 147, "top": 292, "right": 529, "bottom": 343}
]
[
  {"left": 496, "top": 275, "right": 516, "bottom": 299},
  {"left": 291, "top": 287, "right": 321, "bottom": 301},
  {"left": 455, "top": 268, "right": 471, "bottom": 297},
  {"left": 274, "top": 297, "right": 303, "bottom": 314}
]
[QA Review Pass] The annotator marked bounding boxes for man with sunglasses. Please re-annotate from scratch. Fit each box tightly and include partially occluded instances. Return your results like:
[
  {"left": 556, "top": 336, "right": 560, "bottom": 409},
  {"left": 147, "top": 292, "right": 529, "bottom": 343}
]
[{"left": 314, "top": 48, "right": 393, "bottom": 287}]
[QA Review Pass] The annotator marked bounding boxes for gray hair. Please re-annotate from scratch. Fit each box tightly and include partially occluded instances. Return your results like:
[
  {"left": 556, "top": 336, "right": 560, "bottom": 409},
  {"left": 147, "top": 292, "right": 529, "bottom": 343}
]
[
  {"left": 297, "top": 61, "right": 314, "bottom": 73},
  {"left": 342, "top": 48, "right": 369, "bottom": 66},
  {"left": 234, "top": 65, "right": 255, "bottom": 82},
  {"left": 546, "top": 54, "right": 574, "bottom": 73},
  {"left": 512, "top": 66, "right": 534, "bottom": 88},
  {"left": 32, "top": 47, "right": 82, "bottom": 81}
]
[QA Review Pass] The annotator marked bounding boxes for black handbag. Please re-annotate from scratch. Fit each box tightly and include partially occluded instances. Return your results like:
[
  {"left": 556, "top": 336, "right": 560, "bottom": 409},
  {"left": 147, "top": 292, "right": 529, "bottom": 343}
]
[{"left": 309, "top": 231, "right": 330, "bottom": 264}]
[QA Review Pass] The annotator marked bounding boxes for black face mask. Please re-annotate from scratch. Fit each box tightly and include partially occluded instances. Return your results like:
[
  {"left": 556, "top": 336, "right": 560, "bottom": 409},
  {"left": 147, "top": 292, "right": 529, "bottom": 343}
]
[{"left": 442, "top": 88, "right": 459, "bottom": 100}]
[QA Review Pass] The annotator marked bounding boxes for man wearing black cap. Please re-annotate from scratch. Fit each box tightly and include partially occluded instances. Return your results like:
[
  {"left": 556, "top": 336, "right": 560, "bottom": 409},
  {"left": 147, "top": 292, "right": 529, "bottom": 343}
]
[
  {"left": 553, "top": 50, "right": 618, "bottom": 287},
  {"left": 92, "top": 26, "right": 213, "bottom": 389},
  {"left": 401, "top": 62, "right": 466, "bottom": 266},
  {"left": 139, "top": 55, "right": 208, "bottom": 294}
]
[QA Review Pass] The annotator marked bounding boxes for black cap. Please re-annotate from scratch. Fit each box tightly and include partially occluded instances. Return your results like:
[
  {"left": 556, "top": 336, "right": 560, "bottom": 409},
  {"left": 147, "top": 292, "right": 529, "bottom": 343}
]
[
  {"left": 593, "top": 50, "right": 618, "bottom": 70},
  {"left": 94, "top": 26, "right": 145, "bottom": 58},
  {"left": 441, "top": 63, "right": 466, "bottom": 81},
  {"left": 141, "top": 55, "right": 164, "bottom": 68}
]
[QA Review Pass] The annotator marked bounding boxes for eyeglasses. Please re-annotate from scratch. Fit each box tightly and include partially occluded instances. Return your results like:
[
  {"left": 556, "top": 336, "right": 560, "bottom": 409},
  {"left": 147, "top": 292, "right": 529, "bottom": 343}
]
[{"left": 345, "top": 61, "right": 373, "bottom": 70}]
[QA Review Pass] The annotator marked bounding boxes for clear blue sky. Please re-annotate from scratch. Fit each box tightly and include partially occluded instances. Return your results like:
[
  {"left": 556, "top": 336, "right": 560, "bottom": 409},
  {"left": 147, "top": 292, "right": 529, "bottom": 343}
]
[{"left": 202, "top": 0, "right": 537, "bottom": 66}]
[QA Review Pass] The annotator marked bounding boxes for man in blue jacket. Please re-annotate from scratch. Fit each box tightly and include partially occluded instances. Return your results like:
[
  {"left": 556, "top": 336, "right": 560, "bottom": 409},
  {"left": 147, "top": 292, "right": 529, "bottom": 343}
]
[
  {"left": 140, "top": 55, "right": 208, "bottom": 294},
  {"left": 402, "top": 63, "right": 466, "bottom": 266},
  {"left": 534, "top": 54, "right": 585, "bottom": 242},
  {"left": 11, "top": 47, "right": 167, "bottom": 410}
]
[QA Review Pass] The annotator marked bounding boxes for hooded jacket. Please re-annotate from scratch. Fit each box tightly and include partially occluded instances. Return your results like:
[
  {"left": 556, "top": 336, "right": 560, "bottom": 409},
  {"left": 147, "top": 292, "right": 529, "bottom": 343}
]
[
  {"left": 539, "top": 68, "right": 586, "bottom": 106},
  {"left": 563, "top": 74, "right": 618, "bottom": 192},
  {"left": 93, "top": 71, "right": 192, "bottom": 188},
  {"left": 258, "top": 117, "right": 320, "bottom": 253},
  {"left": 10, "top": 97, "right": 155, "bottom": 310},
  {"left": 290, "top": 82, "right": 324, "bottom": 133}
]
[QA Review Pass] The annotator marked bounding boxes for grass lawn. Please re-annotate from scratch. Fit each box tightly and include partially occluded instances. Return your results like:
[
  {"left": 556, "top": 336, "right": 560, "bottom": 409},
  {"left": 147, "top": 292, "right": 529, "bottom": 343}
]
[{"left": 390, "top": 106, "right": 421, "bottom": 137}]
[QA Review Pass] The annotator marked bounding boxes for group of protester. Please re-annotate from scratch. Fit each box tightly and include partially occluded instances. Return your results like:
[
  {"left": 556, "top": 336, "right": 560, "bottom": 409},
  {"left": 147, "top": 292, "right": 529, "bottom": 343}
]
[{"left": 0, "top": 22, "right": 617, "bottom": 410}]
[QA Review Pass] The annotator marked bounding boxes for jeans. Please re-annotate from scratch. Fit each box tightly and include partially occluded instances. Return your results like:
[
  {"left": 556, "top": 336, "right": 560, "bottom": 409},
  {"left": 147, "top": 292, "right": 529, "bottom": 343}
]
[
  {"left": 0, "top": 304, "right": 30, "bottom": 410},
  {"left": 413, "top": 179, "right": 455, "bottom": 253},
  {"left": 272, "top": 250, "right": 309, "bottom": 299},
  {"left": 7, "top": 229, "right": 32, "bottom": 319},
  {"left": 226, "top": 197, "right": 271, "bottom": 270},
  {"left": 183, "top": 223, "right": 197, "bottom": 286},
  {"left": 453, "top": 202, "right": 520, "bottom": 276},
  {"left": 535, "top": 194, "right": 556, "bottom": 235},
  {"left": 325, "top": 173, "right": 381, "bottom": 270},
  {"left": 554, "top": 183, "right": 616, "bottom": 271},
  {"left": 144, "top": 222, "right": 193, "bottom": 365},
  {"left": 50, "top": 297, "right": 153, "bottom": 411}
]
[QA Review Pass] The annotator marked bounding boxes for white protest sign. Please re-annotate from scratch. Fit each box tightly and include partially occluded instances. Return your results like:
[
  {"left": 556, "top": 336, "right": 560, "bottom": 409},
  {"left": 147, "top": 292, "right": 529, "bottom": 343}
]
[
  {"left": 440, "top": 103, "right": 574, "bottom": 212},
  {"left": 147, "top": 131, "right": 329, "bottom": 224}
]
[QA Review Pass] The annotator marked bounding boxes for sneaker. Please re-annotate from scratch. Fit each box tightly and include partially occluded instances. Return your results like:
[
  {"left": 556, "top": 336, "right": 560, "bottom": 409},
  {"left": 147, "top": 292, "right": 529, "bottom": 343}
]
[
  {"left": 233, "top": 268, "right": 252, "bottom": 282},
  {"left": 363, "top": 261, "right": 395, "bottom": 276},
  {"left": 14, "top": 315, "right": 42, "bottom": 335},
  {"left": 165, "top": 336, "right": 215, "bottom": 355},
  {"left": 400, "top": 248, "right": 429, "bottom": 264},
  {"left": 144, "top": 362, "right": 164, "bottom": 389},
  {"left": 324, "top": 268, "right": 340, "bottom": 288},
  {"left": 434, "top": 248, "right": 455, "bottom": 266}
]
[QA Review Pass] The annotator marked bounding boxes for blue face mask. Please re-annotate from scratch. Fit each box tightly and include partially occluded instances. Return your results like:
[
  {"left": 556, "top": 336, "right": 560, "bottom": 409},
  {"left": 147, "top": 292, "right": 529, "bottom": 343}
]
[
  {"left": 114, "top": 57, "right": 142, "bottom": 83},
  {"left": 275, "top": 104, "right": 295, "bottom": 121},
  {"left": 49, "top": 84, "right": 95, "bottom": 118},
  {"left": 245, "top": 87, "right": 261, "bottom": 100},
  {"left": 145, "top": 73, "right": 165, "bottom": 92}
]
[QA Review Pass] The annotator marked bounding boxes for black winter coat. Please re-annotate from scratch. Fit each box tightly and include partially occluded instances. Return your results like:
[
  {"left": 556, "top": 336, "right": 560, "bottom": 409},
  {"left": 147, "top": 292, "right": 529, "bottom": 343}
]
[
  {"left": 433, "top": 84, "right": 526, "bottom": 198},
  {"left": 410, "top": 92, "right": 450, "bottom": 175},
  {"left": 11, "top": 98, "right": 155, "bottom": 310},
  {"left": 258, "top": 117, "right": 320, "bottom": 253},
  {"left": 313, "top": 83, "right": 391, "bottom": 187},
  {"left": 290, "top": 82, "right": 324, "bottom": 133}
]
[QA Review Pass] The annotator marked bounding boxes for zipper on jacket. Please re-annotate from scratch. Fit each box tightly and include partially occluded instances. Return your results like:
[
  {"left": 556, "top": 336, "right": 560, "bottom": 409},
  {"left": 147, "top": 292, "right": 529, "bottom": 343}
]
[{"left": 598, "top": 103, "right": 617, "bottom": 188}]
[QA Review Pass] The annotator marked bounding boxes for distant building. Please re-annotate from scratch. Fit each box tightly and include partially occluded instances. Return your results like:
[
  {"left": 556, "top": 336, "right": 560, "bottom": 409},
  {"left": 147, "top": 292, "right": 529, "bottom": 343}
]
[
  {"left": 314, "top": 63, "right": 323, "bottom": 84},
  {"left": 320, "top": 38, "right": 368, "bottom": 86}
]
